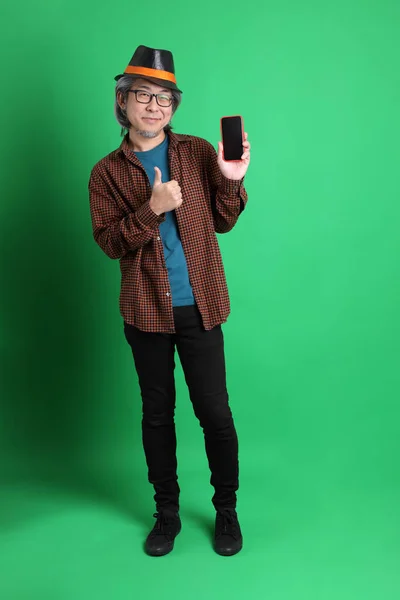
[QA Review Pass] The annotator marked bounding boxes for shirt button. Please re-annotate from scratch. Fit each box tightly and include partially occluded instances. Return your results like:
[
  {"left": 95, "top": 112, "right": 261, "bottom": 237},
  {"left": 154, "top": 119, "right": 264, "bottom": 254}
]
[
  {"left": 157, "top": 236, "right": 161, "bottom": 241},
  {"left": 166, "top": 292, "right": 171, "bottom": 297}
]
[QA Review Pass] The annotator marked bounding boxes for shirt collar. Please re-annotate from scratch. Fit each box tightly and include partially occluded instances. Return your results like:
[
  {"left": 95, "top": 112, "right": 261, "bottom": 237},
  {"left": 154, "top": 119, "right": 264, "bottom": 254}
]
[{"left": 117, "top": 130, "right": 190, "bottom": 162}]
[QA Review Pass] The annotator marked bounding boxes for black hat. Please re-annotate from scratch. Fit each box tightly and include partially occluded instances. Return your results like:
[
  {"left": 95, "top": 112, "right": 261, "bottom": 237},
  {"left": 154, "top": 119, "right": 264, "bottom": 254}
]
[{"left": 114, "top": 45, "right": 182, "bottom": 93}]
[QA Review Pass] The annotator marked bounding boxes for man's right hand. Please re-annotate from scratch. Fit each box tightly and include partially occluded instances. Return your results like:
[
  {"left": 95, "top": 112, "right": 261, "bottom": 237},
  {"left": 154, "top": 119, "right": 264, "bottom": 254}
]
[{"left": 149, "top": 167, "right": 183, "bottom": 216}]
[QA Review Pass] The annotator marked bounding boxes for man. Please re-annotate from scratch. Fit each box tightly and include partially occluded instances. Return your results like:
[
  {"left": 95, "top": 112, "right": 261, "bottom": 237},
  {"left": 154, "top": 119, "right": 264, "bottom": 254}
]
[{"left": 88, "top": 45, "right": 250, "bottom": 557}]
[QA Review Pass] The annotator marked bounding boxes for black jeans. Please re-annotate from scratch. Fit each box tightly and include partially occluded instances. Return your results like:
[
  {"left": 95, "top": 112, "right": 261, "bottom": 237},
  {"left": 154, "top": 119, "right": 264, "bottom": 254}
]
[{"left": 123, "top": 304, "right": 239, "bottom": 513}]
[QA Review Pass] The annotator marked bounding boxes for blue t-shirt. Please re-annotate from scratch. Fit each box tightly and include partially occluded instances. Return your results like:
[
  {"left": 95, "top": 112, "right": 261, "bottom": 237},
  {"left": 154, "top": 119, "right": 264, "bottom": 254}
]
[{"left": 135, "top": 136, "right": 195, "bottom": 307}]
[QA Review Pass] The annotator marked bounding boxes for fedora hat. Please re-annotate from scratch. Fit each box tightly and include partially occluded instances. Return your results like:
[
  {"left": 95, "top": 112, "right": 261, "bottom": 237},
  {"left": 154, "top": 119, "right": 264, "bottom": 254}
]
[{"left": 114, "top": 45, "right": 182, "bottom": 93}]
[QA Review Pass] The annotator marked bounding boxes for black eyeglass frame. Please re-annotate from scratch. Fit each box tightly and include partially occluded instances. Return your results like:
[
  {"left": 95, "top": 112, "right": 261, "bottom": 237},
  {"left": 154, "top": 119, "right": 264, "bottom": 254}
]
[{"left": 128, "top": 89, "right": 173, "bottom": 107}]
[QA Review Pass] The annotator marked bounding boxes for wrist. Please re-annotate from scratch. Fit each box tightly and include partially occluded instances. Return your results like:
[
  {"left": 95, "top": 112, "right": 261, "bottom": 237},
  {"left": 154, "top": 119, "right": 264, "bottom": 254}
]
[{"left": 149, "top": 197, "right": 162, "bottom": 216}]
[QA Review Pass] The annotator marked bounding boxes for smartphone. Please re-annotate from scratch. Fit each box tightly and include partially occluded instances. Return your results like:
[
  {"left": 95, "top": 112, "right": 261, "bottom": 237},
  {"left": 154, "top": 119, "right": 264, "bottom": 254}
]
[{"left": 220, "top": 115, "right": 244, "bottom": 161}]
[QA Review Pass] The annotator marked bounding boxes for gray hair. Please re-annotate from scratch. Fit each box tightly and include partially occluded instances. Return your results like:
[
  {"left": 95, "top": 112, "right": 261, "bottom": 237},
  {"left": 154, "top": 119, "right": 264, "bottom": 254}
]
[{"left": 114, "top": 74, "right": 182, "bottom": 136}]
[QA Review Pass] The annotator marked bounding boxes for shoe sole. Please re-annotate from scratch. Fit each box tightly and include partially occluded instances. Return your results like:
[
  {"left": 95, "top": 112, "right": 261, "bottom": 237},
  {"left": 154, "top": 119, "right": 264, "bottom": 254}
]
[
  {"left": 214, "top": 543, "right": 243, "bottom": 556},
  {"left": 146, "top": 542, "right": 174, "bottom": 557}
]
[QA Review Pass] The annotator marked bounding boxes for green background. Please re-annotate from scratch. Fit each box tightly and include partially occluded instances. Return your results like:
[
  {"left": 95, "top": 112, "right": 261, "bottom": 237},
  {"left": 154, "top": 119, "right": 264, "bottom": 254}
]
[{"left": 1, "top": 0, "right": 399, "bottom": 598}]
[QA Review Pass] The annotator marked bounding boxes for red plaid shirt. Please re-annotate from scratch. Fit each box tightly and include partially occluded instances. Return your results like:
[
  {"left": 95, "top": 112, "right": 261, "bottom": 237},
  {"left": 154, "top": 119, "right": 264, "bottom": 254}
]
[{"left": 88, "top": 132, "right": 248, "bottom": 333}]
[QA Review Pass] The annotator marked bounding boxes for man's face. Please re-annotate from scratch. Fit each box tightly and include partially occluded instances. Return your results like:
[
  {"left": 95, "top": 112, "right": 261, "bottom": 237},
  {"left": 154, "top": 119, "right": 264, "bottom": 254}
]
[{"left": 119, "top": 78, "right": 174, "bottom": 138}]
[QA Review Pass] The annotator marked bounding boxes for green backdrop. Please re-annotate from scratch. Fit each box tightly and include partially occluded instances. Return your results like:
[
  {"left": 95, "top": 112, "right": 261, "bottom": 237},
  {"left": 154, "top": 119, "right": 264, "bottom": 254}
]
[{"left": 1, "top": 0, "right": 399, "bottom": 598}]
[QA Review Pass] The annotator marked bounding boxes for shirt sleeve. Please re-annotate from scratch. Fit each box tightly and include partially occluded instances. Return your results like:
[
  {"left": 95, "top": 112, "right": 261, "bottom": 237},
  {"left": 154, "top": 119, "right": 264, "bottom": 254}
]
[
  {"left": 206, "top": 142, "right": 248, "bottom": 234},
  {"left": 88, "top": 165, "right": 165, "bottom": 260}
]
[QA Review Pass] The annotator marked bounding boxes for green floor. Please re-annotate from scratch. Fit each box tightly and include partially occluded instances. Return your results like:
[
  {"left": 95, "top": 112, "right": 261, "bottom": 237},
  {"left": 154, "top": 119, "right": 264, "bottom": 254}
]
[{"left": 1, "top": 464, "right": 399, "bottom": 600}]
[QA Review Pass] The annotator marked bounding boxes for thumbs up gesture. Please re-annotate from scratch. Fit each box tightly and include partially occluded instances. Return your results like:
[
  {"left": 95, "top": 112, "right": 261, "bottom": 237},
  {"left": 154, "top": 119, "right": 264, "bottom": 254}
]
[{"left": 149, "top": 167, "right": 183, "bottom": 216}]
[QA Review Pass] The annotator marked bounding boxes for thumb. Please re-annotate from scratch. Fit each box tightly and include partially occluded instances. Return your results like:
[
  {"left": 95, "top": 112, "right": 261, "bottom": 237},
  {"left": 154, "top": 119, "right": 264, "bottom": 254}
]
[
  {"left": 217, "top": 141, "right": 224, "bottom": 160},
  {"left": 153, "top": 166, "right": 162, "bottom": 187}
]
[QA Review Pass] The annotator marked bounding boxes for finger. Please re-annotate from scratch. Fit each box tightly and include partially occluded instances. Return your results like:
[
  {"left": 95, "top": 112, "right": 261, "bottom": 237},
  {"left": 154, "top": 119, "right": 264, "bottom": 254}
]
[
  {"left": 153, "top": 166, "right": 162, "bottom": 186},
  {"left": 244, "top": 132, "right": 248, "bottom": 141},
  {"left": 172, "top": 185, "right": 182, "bottom": 196},
  {"left": 241, "top": 152, "right": 250, "bottom": 161}
]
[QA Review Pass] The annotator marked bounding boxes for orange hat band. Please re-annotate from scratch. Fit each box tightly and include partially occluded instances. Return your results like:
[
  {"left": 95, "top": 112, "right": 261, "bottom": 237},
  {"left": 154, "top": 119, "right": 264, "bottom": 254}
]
[{"left": 124, "top": 65, "right": 177, "bottom": 84}]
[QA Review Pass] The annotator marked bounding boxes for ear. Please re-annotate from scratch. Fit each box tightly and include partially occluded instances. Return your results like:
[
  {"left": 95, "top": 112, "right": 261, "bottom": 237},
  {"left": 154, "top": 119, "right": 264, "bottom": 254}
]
[{"left": 116, "top": 90, "right": 125, "bottom": 110}]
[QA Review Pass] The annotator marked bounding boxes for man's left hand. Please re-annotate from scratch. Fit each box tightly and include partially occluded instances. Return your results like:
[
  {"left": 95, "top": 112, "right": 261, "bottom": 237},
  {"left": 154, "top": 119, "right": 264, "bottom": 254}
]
[{"left": 217, "top": 132, "right": 251, "bottom": 181}]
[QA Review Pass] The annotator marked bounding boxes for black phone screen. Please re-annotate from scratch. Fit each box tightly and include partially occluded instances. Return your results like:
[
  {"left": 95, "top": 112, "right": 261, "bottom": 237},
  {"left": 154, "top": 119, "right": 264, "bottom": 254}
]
[{"left": 221, "top": 116, "right": 243, "bottom": 161}]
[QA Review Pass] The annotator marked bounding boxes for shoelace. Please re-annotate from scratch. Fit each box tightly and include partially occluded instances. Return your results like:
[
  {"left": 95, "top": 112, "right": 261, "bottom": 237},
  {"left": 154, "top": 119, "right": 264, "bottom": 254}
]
[
  {"left": 150, "top": 512, "right": 176, "bottom": 540},
  {"left": 216, "top": 510, "right": 240, "bottom": 540}
]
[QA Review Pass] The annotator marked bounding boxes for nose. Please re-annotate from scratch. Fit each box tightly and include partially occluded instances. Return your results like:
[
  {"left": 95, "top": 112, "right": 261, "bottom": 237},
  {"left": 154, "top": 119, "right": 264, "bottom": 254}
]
[{"left": 146, "top": 95, "right": 159, "bottom": 111}]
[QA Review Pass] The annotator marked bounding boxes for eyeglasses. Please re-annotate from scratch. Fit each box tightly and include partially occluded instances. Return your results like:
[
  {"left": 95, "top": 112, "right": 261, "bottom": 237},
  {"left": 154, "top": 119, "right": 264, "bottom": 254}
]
[{"left": 128, "top": 89, "right": 173, "bottom": 107}]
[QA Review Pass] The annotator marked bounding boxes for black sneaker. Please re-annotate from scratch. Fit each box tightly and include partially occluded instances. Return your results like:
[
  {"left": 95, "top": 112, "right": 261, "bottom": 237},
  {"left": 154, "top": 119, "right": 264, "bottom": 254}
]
[
  {"left": 214, "top": 509, "right": 243, "bottom": 556},
  {"left": 145, "top": 510, "right": 181, "bottom": 557}
]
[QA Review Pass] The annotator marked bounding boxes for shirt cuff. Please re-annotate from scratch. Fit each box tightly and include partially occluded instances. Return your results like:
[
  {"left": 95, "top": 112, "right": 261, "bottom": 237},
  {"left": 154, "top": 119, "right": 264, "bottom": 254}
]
[
  {"left": 219, "top": 174, "right": 245, "bottom": 196},
  {"left": 136, "top": 201, "right": 166, "bottom": 228}
]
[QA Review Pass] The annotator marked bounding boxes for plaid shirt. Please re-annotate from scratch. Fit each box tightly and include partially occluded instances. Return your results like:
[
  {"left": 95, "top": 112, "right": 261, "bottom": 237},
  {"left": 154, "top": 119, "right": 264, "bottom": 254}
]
[{"left": 88, "top": 131, "right": 248, "bottom": 333}]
